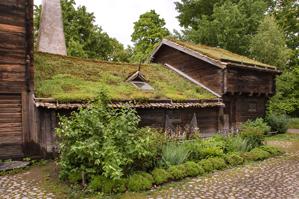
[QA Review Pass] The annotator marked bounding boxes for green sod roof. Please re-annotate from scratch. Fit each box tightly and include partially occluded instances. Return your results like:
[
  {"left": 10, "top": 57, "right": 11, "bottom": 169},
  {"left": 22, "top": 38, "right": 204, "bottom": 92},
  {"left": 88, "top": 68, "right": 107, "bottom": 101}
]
[
  {"left": 166, "top": 38, "right": 276, "bottom": 69},
  {"left": 34, "top": 52, "right": 215, "bottom": 102}
]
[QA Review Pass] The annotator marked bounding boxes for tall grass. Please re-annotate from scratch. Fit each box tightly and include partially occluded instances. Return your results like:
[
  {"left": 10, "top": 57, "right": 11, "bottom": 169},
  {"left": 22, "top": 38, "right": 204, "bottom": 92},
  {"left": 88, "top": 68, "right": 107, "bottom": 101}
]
[{"left": 160, "top": 142, "right": 190, "bottom": 167}]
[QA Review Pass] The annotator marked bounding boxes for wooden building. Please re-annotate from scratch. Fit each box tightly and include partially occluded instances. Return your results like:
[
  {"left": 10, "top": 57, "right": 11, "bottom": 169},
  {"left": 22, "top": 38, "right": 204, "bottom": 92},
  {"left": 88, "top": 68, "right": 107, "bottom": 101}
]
[
  {"left": 151, "top": 39, "right": 281, "bottom": 131},
  {"left": 0, "top": 0, "right": 34, "bottom": 159}
]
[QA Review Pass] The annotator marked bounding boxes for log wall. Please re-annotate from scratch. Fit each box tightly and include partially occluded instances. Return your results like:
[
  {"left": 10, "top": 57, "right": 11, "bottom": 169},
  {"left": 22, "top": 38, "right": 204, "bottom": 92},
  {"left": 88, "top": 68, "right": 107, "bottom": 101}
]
[{"left": 0, "top": 0, "right": 33, "bottom": 159}]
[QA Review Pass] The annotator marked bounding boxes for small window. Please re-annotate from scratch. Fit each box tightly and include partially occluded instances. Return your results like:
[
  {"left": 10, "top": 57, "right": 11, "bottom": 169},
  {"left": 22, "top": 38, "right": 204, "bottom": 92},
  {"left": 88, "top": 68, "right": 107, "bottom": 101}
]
[
  {"left": 131, "top": 81, "right": 154, "bottom": 90},
  {"left": 248, "top": 102, "right": 257, "bottom": 113}
]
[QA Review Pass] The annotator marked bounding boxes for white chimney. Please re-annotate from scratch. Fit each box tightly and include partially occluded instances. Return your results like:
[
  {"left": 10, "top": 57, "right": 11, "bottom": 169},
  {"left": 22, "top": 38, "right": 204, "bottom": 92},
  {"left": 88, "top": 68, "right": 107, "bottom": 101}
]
[{"left": 38, "top": 0, "right": 67, "bottom": 55}]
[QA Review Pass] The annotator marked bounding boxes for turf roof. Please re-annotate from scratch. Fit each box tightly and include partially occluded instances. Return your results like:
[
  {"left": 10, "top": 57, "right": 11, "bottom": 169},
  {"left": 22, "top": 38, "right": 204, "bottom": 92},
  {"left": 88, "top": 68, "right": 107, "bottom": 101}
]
[
  {"left": 166, "top": 38, "right": 276, "bottom": 69},
  {"left": 34, "top": 52, "right": 215, "bottom": 102}
]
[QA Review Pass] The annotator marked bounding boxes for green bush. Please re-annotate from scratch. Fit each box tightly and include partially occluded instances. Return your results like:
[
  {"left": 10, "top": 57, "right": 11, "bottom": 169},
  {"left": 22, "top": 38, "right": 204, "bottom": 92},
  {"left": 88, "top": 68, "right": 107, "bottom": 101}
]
[
  {"left": 225, "top": 135, "right": 252, "bottom": 152},
  {"left": 224, "top": 153, "right": 244, "bottom": 166},
  {"left": 88, "top": 176, "right": 127, "bottom": 194},
  {"left": 288, "top": 118, "right": 299, "bottom": 129},
  {"left": 258, "top": 146, "right": 283, "bottom": 156},
  {"left": 198, "top": 159, "right": 214, "bottom": 173},
  {"left": 266, "top": 114, "right": 289, "bottom": 133},
  {"left": 240, "top": 118, "right": 269, "bottom": 150},
  {"left": 183, "top": 161, "right": 205, "bottom": 177},
  {"left": 127, "top": 172, "right": 153, "bottom": 192},
  {"left": 161, "top": 142, "right": 190, "bottom": 167},
  {"left": 208, "top": 157, "right": 227, "bottom": 170},
  {"left": 151, "top": 168, "right": 171, "bottom": 185},
  {"left": 187, "top": 139, "right": 224, "bottom": 161},
  {"left": 168, "top": 165, "right": 187, "bottom": 180},
  {"left": 242, "top": 148, "right": 271, "bottom": 161},
  {"left": 56, "top": 93, "right": 162, "bottom": 180},
  {"left": 67, "top": 171, "right": 82, "bottom": 184}
]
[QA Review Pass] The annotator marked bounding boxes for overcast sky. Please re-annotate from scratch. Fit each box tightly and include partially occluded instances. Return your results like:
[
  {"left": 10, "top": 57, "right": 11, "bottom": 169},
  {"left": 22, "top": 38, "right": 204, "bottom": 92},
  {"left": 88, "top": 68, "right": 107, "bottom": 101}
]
[{"left": 34, "top": 0, "right": 181, "bottom": 46}]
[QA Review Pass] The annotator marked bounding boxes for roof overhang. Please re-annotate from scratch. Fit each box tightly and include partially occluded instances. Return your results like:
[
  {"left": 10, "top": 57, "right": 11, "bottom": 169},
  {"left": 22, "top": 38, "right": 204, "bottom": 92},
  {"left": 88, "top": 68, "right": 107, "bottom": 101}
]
[{"left": 34, "top": 98, "right": 225, "bottom": 110}]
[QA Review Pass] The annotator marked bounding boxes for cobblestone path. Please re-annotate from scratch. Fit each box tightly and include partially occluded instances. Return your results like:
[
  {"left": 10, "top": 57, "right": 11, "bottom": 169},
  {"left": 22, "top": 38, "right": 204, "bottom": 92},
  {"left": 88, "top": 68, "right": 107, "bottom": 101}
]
[
  {"left": 147, "top": 151, "right": 299, "bottom": 199},
  {"left": 0, "top": 171, "right": 55, "bottom": 199}
]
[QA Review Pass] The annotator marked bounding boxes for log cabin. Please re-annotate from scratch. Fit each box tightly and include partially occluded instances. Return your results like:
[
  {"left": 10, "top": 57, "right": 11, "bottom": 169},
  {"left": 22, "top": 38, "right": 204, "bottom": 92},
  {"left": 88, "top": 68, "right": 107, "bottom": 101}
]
[
  {"left": 0, "top": 0, "right": 33, "bottom": 159},
  {"left": 0, "top": 1, "right": 281, "bottom": 159},
  {"left": 151, "top": 38, "right": 281, "bottom": 131}
]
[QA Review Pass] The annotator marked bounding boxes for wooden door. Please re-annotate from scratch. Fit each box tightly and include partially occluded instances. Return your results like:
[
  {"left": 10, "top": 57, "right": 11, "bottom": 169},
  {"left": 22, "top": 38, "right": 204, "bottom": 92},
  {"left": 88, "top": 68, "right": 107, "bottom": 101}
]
[{"left": 0, "top": 94, "right": 23, "bottom": 158}]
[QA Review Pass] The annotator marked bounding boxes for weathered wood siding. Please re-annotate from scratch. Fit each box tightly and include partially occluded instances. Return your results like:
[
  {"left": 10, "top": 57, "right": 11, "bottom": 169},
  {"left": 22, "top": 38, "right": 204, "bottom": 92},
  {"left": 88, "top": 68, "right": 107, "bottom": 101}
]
[
  {"left": 226, "top": 67, "right": 275, "bottom": 95},
  {"left": 223, "top": 95, "right": 267, "bottom": 129},
  {"left": 34, "top": 107, "right": 222, "bottom": 156},
  {"left": 0, "top": 0, "right": 33, "bottom": 159},
  {"left": 152, "top": 45, "right": 223, "bottom": 95}
]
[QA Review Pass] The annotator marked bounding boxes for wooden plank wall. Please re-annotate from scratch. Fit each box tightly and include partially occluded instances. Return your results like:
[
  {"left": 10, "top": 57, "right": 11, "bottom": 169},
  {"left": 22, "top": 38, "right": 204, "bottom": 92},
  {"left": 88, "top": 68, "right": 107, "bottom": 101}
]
[
  {"left": 0, "top": 0, "right": 33, "bottom": 159},
  {"left": 226, "top": 68, "right": 274, "bottom": 95},
  {"left": 152, "top": 45, "right": 224, "bottom": 95},
  {"left": 34, "top": 107, "right": 222, "bottom": 157}
]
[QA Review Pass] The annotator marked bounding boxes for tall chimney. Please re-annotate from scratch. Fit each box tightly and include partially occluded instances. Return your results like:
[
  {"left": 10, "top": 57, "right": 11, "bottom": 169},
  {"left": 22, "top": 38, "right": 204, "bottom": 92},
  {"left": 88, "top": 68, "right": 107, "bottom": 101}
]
[{"left": 38, "top": 0, "right": 67, "bottom": 55}]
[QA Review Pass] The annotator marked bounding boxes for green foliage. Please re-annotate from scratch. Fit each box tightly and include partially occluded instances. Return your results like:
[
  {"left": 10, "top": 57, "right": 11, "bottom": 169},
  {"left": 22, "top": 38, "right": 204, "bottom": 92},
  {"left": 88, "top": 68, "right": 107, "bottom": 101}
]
[
  {"left": 183, "top": 161, "right": 205, "bottom": 177},
  {"left": 88, "top": 176, "right": 126, "bottom": 194},
  {"left": 177, "top": 0, "right": 269, "bottom": 55},
  {"left": 167, "top": 165, "right": 188, "bottom": 180},
  {"left": 249, "top": 15, "right": 291, "bottom": 69},
  {"left": 258, "top": 146, "right": 283, "bottom": 156},
  {"left": 131, "top": 10, "right": 170, "bottom": 62},
  {"left": 208, "top": 157, "right": 227, "bottom": 170},
  {"left": 187, "top": 136, "right": 225, "bottom": 161},
  {"left": 242, "top": 148, "right": 271, "bottom": 161},
  {"left": 56, "top": 93, "right": 160, "bottom": 180},
  {"left": 151, "top": 168, "right": 171, "bottom": 185},
  {"left": 268, "top": 67, "right": 299, "bottom": 116},
  {"left": 224, "top": 153, "right": 244, "bottom": 166},
  {"left": 160, "top": 142, "right": 190, "bottom": 167},
  {"left": 127, "top": 172, "right": 153, "bottom": 192},
  {"left": 198, "top": 159, "right": 214, "bottom": 173},
  {"left": 266, "top": 114, "right": 289, "bottom": 133},
  {"left": 34, "top": 0, "right": 129, "bottom": 61},
  {"left": 67, "top": 171, "right": 82, "bottom": 184},
  {"left": 288, "top": 118, "right": 299, "bottom": 129},
  {"left": 225, "top": 135, "right": 252, "bottom": 152}
]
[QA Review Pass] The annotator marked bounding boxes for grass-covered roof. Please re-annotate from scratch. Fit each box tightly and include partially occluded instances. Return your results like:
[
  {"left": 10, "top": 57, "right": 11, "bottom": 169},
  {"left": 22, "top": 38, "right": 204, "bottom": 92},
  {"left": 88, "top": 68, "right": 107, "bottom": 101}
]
[
  {"left": 35, "top": 52, "right": 215, "bottom": 102},
  {"left": 166, "top": 38, "right": 276, "bottom": 69}
]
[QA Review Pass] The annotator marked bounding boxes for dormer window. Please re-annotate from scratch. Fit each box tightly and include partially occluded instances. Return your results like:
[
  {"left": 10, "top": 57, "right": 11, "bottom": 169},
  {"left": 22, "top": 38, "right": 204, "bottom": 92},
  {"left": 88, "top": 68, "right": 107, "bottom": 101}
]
[{"left": 126, "top": 71, "right": 154, "bottom": 91}]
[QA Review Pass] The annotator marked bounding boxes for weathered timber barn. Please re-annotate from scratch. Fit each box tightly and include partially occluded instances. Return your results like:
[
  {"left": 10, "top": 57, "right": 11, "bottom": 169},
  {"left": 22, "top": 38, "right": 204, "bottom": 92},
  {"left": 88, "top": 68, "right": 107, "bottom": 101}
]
[
  {"left": 0, "top": 0, "right": 34, "bottom": 159},
  {"left": 151, "top": 39, "right": 281, "bottom": 130},
  {"left": 31, "top": 52, "right": 224, "bottom": 155}
]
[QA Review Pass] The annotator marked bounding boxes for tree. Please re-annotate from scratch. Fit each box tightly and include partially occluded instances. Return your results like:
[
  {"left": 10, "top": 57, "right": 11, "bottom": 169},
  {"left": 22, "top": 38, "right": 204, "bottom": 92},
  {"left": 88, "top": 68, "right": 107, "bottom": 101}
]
[
  {"left": 131, "top": 10, "right": 170, "bottom": 63},
  {"left": 268, "top": 66, "right": 299, "bottom": 116},
  {"left": 175, "top": 0, "right": 270, "bottom": 55},
  {"left": 272, "top": 0, "right": 299, "bottom": 68},
  {"left": 249, "top": 16, "right": 291, "bottom": 69},
  {"left": 34, "top": 0, "right": 129, "bottom": 62}
]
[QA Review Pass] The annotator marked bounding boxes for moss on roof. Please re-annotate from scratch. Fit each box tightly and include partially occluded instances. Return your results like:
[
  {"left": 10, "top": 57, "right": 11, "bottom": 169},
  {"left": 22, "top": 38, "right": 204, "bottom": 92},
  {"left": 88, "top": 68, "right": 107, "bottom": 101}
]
[
  {"left": 166, "top": 38, "right": 276, "bottom": 69},
  {"left": 35, "top": 52, "right": 215, "bottom": 102}
]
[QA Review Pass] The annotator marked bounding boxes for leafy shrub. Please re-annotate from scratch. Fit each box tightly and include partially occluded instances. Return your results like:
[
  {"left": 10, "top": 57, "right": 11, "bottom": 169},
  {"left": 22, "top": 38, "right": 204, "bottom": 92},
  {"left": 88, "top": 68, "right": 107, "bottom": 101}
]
[
  {"left": 242, "top": 148, "right": 271, "bottom": 161},
  {"left": 224, "top": 153, "right": 244, "bottom": 166},
  {"left": 258, "top": 146, "right": 283, "bottom": 156},
  {"left": 198, "top": 159, "right": 214, "bottom": 173},
  {"left": 168, "top": 165, "right": 187, "bottom": 180},
  {"left": 127, "top": 172, "right": 153, "bottom": 192},
  {"left": 57, "top": 93, "right": 161, "bottom": 180},
  {"left": 67, "top": 171, "right": 82, "bottom": 184},
  {"left": 208, "top": 157, "right": 227, "bottom": 170},
  {"left": 187, "top": 138, "right": 224, "bottom": 161},
  {"left": 241, "top": 118, "right": 271, "bottom": 134},
  {"left": 88, "top": 176, "right": 127, "bottom": 194},
  {"left": 288, "top": 118, "right": 299, "bottom": 129},
  {"left": 266, "top": 114, "right": 289, "bottom": 133},
  {"left": 225, "top": 136, "right": 252, "bottom": 152},
  {"left": 183, "top": 161, "right": 205, "bottom": 177},
  {"left": 161, "top": 142, "right": 190, "bottom": 167},
  {"left": 239, "top": 118, "right": 269, "bottom": 150},
  {"left": 151, "top": 168, "right": 171, "bottom": 185}
]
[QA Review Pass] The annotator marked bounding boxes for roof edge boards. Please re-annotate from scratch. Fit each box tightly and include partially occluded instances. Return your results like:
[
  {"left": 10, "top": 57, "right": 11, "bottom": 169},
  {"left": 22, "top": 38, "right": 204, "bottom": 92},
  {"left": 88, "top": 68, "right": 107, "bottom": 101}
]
[{"left": 164, "top": 63, "right": 222, "bottom": 98}]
